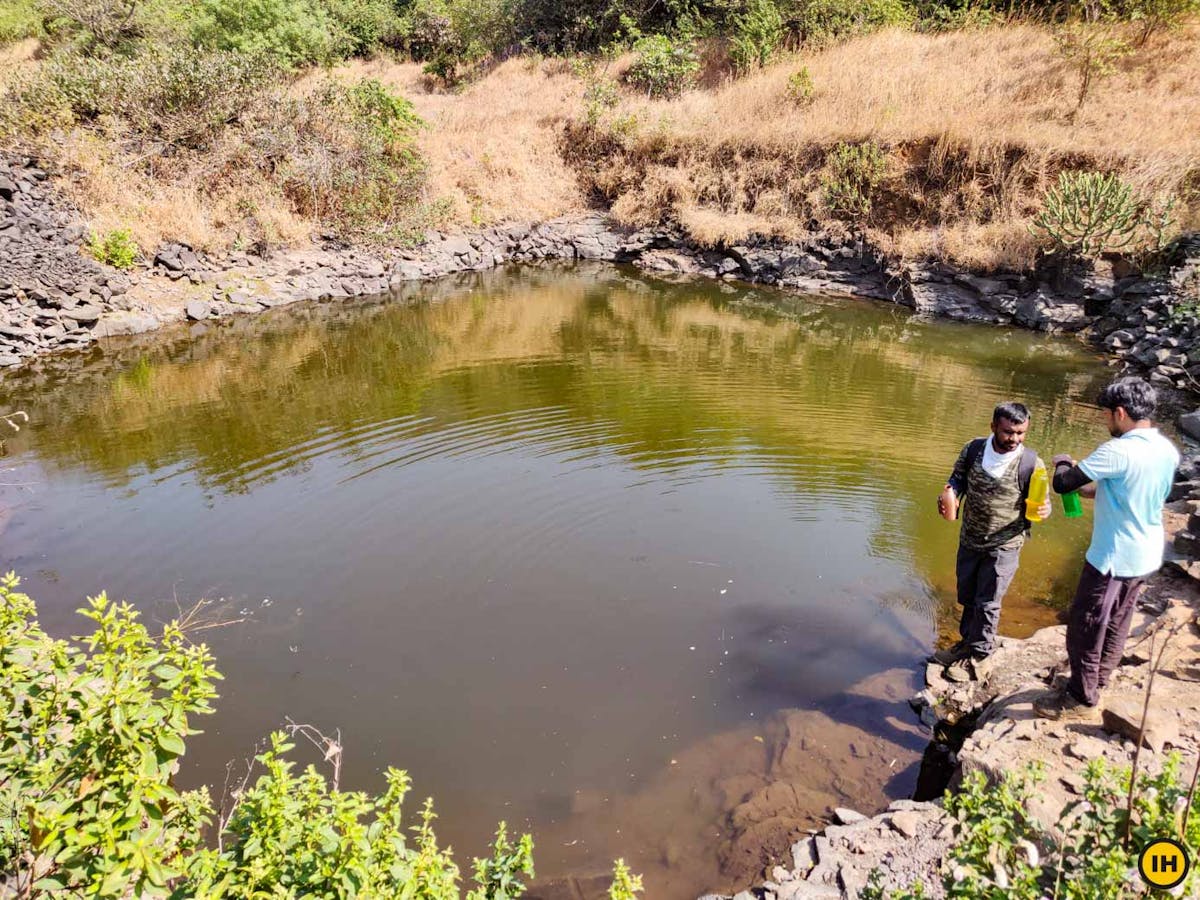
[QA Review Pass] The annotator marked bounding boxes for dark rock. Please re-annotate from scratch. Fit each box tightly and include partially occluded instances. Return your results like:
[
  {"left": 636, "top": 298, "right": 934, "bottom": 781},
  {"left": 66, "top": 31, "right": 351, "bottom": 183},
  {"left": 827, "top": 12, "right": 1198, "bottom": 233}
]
[
  {"left": 1175, "top": 530, "right": 1200, "bottom": 557},
  {"left": 1179, "top": 409, "right": 1200, "bottom": 442}
]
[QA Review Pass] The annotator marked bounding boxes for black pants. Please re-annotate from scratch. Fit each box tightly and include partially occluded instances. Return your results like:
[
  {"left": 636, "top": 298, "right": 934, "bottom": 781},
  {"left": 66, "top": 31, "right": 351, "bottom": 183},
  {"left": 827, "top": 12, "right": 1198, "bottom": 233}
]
[
  {"left": 956, "top": 543, "right": 1021, "bottom": 657},
  {"left": 1066, "top": 561, "right": 1147, "bottom": 706}
]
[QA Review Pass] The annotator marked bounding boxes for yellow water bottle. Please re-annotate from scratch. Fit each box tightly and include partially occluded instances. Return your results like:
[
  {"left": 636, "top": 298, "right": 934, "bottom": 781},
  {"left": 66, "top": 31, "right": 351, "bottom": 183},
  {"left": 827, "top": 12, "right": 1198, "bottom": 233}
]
[{"left": 1025, "top": 463, "right": 1048, "bottom": 523}]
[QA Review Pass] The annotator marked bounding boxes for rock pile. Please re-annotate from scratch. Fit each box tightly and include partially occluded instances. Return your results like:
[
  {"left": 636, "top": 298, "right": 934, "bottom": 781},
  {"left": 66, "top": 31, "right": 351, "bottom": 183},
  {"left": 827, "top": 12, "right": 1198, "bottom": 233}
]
[
  {"left": 1089, "top": 236, "right": 1200, "bottom": 391},
  {"left": 1168, "top": 430, "right": 1200, "bottom": 582},
  {"left": 0, "top": 155, "right": 133, "bottom": 366},
  {"left": 699, "top": 799, "right": 954, "bottom": 900}
]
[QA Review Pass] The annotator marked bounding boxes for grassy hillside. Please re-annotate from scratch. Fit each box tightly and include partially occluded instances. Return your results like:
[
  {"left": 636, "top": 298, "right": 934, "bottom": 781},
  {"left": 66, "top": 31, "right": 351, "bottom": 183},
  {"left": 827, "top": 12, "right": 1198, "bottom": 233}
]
[{"left": 1, "top": 0, "right": 1198, "bottom": 271}]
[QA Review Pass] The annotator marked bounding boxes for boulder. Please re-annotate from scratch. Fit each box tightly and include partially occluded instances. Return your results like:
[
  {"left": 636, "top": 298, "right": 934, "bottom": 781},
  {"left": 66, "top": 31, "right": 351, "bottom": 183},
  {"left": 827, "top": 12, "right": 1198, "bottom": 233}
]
[{"left": 1101, "top": 699, "right": 1178, "bottom": 753}]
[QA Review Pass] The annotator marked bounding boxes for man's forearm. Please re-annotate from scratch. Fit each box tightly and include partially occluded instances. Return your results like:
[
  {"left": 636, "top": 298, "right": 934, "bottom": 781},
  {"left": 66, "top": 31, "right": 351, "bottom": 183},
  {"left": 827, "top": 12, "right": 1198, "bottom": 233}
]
[{"left": 1053, "top": 463, "right": 1093, "bottom": 495}]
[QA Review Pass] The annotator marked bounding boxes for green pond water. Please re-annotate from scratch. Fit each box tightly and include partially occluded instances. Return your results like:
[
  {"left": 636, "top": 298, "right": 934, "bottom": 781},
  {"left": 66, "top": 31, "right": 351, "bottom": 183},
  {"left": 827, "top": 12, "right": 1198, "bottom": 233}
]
[{"left": 0, "top": 262, "right": 1112, "bottom": 897}]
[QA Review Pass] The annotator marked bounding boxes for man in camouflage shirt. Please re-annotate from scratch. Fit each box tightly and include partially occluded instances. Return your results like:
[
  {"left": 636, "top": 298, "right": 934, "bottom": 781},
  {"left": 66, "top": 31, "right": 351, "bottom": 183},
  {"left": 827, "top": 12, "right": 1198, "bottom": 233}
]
[{"left": 932, "top": 402, "right": 1052, "bottom": 682}]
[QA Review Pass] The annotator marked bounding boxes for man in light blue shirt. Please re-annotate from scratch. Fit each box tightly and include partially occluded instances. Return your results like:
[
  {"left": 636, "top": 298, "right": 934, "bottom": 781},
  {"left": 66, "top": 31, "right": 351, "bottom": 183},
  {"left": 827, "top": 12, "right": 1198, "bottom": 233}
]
[{"left": 1035, "top": 377, "right": 1179, "bottom": 721}]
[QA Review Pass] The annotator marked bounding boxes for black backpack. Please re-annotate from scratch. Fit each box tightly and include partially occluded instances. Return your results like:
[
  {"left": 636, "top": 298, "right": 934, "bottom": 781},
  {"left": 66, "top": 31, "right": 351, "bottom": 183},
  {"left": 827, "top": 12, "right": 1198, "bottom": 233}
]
[{"left": 964, "top": 438, "right": 1038, "bottom": 529}]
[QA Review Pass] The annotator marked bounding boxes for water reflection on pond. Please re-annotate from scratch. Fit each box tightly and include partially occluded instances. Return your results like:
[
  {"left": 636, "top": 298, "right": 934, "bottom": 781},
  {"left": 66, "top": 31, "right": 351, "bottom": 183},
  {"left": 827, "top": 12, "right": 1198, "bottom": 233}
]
[{"left": 0, "top": 263, "right": 1109, "bottom": 897}]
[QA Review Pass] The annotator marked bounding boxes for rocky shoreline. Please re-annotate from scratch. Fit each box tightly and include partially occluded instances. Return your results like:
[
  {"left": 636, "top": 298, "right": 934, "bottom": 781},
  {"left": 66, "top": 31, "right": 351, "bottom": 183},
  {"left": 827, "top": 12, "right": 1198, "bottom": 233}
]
[{"left": 3, "top": 153, "right": 1200, "bottom": 396}]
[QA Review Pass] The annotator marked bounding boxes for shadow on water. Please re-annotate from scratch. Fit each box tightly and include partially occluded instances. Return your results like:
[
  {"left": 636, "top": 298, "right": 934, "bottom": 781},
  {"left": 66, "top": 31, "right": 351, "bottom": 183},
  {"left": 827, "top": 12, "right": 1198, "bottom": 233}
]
[{"left": 0, "top": 262, "right": 1113, "bottom": 898}]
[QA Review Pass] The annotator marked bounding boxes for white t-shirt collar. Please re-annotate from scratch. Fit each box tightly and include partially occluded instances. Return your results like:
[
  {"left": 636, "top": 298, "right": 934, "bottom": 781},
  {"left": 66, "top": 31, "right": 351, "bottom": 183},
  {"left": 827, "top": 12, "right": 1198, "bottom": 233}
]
[{"left": 981, "top": 437, "right": 1022, "bottom": 479}]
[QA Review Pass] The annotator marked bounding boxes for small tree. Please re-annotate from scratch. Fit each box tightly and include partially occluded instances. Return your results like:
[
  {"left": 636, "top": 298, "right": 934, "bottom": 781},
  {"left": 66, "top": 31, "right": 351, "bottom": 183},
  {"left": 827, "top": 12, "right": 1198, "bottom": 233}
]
[
  {"left": 822, "top": 140, "right": 888, "bottom": 221},
  {"left": 1054, "top": 23, "right": 1131, "bottom": 119},
  {"left": 1126, "top": 0, "right": 1200, "bottom": 46}
]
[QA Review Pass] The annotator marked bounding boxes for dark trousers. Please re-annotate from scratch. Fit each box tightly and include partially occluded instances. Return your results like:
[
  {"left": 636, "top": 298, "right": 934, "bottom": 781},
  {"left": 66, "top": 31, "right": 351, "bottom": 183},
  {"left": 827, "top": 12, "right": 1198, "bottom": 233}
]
[
  {"left": 1066, "top": 561, "right": 1147, "bottom": 707},
  {"left": 956, "top": 543, "right": 1021, "bottom": 657}
]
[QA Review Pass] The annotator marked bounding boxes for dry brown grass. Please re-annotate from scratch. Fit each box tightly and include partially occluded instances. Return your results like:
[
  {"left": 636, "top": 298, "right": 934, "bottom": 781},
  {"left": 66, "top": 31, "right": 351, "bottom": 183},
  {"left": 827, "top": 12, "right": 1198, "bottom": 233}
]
[
  {"left": 0, "top": 38, "right": 39, "bottom": 91},
  {"left": 326, "top": 56, "right": 587, "bottom": 226},
  {"left": 11, "top": 21, "right": 1200, "bottom": 268},
  {"left": 568, "top": 23, "right": 1200, "bottom": 268},
  {"left": 53, "top": 130, "right": 311, "bottom": 253}
]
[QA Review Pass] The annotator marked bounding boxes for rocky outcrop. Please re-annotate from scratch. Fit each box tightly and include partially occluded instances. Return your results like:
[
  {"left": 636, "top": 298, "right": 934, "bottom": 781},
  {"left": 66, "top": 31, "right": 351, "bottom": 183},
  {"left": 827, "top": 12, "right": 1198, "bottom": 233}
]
[{"left": 0, "top": 155, "right": 134, "bottom": 366}]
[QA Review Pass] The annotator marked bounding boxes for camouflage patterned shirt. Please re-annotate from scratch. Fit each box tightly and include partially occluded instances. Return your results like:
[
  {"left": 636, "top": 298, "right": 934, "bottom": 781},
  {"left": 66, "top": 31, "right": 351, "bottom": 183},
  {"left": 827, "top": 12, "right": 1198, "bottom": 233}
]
[{"left": 950, "top": 440, "right": 1044, "bottom": 551}]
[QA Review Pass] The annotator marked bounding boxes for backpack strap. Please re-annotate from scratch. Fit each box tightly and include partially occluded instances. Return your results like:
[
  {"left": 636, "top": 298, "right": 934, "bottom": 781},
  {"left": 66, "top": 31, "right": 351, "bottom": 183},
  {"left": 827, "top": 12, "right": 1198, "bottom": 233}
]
[
  {"left": 964, "top": 438, "right": 987, "bottom": 484},
  {"left": 1017, "top": 446, "right": 1037, "bottom": 498}
]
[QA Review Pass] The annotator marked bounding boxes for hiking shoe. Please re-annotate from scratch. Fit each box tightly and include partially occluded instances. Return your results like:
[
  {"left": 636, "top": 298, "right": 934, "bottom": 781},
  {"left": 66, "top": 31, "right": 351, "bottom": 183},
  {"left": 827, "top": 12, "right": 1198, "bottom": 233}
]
[
  {"left": 944, "top": 654, "right": 991, "bottom": 683},
  {"left": 1033, "top": 689, "right": 1098, "bottom": 722},
  {"left": 926, "top": 641, "right": 969, "bottom": 666}
]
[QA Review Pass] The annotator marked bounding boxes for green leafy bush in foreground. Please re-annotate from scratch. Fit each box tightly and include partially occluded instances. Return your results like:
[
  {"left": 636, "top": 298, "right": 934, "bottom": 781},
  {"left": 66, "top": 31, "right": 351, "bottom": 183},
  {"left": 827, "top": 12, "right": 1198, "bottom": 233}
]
[
  {"left": 0, "top": 573, "right": 642, "bottom": 898},
  {"left": 864, "top": 759, "right": 1200, "bottom": 899}
]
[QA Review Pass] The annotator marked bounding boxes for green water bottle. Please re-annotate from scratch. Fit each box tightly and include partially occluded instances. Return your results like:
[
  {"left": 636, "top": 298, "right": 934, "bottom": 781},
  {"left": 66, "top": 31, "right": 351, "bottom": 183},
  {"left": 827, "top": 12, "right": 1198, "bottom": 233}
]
[{"left": 1062, "top": 491, "right": 1083, "bottom": 518}]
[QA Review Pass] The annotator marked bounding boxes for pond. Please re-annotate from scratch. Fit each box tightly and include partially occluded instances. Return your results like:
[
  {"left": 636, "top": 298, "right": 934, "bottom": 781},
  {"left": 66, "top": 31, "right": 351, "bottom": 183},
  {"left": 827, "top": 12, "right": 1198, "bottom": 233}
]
[{"left": 0, "top": 263, "right": 1110, "bottom": 897}]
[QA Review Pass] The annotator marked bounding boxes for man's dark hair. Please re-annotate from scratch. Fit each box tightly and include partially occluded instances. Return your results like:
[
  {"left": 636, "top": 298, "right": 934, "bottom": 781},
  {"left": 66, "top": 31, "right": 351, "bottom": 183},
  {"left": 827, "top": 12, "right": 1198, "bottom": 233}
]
[
  {"left": 1097, "top": 377, "right": 1157, "bottom": 421},
  {"left": 992, "top": 402, "right": 1030, "bottom": 425}
]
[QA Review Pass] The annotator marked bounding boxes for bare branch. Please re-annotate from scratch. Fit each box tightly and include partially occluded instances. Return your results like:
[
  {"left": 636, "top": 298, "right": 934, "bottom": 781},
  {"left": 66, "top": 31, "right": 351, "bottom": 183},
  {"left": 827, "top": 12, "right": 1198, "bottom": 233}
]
[{"left": 283, "top": 717, "right": 343, "bottom": 790}]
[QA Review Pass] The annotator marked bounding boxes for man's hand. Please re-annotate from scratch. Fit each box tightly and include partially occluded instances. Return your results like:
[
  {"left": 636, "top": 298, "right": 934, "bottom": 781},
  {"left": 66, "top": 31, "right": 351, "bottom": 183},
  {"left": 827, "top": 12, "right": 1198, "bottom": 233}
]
[
  {"left": 938, "top": 486, "right": 958, "bottom": 522},
  {"left": 1051, "top": 453, "right": 1075, "bottom": 467},
  {"left": 1037, "top": 499, "right": 1053, "bottom": 519}
]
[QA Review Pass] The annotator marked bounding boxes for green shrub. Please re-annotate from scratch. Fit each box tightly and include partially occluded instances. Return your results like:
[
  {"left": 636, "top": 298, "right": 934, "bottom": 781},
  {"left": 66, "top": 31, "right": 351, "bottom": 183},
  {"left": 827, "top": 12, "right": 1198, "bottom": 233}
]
[
  {"left": 466, "top": 822, "right": 535, "bottom": 900},
  {"left": 785, "top": 66, "right": 814, "bottom": 104},
  {"left": 321, "top": 0, "right": 404, "bottom": 56},
  {"left": 0, "top": 573, "right": 219, "bottom": 895},
  {"left": 0, "top": 0, "right": 42, "bottom": 42},
  {"left": 0, "top": 573, "right": 539, "bottom": 899},
  {"left": 730, "top": 0, "right": 785, "bottom": 72},
  {"left": 398, "top": 0, "right": 513, "bottom": 85},
  {"left": 261, "top": 77, "right": 433, "bottom": 238},
  {"left": 912, "top": 0, "right": 998, "bottom": 32},
  {"left": 191, "top": 0, "right": 342, "bottom": 67},
  {"left": 626, "top": 33, "right": 700, "bottom": 97},
  {"left": 7, "top": 45, "right": 276, "bottom": 147},
  {"left": 508, "top": 0, "right": 649, "bottom": 53},
  {"left": 1031, "top": 170, "right": 1166, "bottom": 258},
  {"left": 863, "top": 759, "right": 1200, "bottom": 899},
  {"left": 87, "top": 228, "right": 140, "bottom": 268},
  {"left": 780, "top": 0, "right": 914, "bottom": 46},
  {"left": 583, "top": 74, "right": 621, "bottom": 125},
  {"left": 822, "top": 140, "right": 888, "bottom": 220}
]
